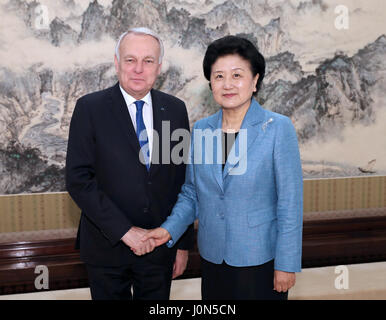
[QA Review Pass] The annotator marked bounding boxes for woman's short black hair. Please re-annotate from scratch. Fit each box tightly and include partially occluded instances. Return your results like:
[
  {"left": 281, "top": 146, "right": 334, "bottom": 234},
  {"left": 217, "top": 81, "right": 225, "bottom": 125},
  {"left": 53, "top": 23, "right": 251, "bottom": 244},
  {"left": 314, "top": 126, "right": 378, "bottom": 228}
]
[{"left": 203, "top": 35, "right": 265, "bottom": 95}]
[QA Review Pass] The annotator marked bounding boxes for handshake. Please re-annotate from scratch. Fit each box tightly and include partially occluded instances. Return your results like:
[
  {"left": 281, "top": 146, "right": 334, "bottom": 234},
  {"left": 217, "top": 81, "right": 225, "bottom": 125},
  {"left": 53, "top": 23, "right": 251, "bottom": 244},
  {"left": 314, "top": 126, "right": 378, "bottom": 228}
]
[{"left": 121, "top": 226, "right": 172, "bottom": 256}]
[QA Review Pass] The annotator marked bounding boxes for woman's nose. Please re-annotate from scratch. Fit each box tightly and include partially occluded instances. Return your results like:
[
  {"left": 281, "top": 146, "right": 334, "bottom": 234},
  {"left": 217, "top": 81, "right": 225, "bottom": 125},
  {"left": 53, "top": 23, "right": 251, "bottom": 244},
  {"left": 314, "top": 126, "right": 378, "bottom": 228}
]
[{"left": 223, "top": 76, "right": 233, "bottom": 89}]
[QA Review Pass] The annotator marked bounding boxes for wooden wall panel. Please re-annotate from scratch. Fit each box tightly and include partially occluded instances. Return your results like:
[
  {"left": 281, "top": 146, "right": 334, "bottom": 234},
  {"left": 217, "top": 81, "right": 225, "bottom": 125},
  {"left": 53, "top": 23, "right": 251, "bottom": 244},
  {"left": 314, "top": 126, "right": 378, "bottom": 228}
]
[{"left": 1, "top": 214, "right": 386, "bottom": 295}]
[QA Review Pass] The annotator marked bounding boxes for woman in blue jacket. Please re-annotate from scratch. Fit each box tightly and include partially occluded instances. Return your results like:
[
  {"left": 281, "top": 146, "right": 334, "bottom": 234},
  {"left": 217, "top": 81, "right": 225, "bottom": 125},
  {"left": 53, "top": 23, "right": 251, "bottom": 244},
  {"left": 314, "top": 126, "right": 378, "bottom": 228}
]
[{"left": 142, "top": 35, "right": 303, "bottom": 300}]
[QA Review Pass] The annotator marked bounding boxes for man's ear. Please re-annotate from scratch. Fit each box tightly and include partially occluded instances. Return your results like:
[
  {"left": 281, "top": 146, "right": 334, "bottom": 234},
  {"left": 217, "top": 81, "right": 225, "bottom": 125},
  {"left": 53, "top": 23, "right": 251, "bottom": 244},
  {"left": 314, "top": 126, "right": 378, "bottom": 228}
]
[{"left": 114, "top": 55, "right": 119, "bottom": 73}]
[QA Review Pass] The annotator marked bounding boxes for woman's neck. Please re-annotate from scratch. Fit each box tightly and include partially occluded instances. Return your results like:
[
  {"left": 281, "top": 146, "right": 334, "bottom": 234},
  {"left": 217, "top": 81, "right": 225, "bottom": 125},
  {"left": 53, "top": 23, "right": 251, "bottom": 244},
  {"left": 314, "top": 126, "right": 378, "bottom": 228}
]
[{"left": 221, "top": 102, "right": 250, "bottom": 132}]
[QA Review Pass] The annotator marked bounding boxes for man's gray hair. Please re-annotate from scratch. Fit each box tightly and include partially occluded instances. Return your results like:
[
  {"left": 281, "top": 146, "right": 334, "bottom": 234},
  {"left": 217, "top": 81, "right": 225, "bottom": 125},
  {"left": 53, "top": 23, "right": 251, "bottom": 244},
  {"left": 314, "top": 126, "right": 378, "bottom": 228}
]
[{"left": 115, "top": 27, "right": 164, "bottom": 64}]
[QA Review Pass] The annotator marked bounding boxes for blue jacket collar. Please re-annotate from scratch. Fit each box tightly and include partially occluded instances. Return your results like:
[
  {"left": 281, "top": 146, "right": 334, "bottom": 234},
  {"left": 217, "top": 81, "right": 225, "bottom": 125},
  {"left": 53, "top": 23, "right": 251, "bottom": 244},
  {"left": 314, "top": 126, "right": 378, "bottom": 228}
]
[{"left": 207, "top": 98, "right": 266, "bottom": 129}]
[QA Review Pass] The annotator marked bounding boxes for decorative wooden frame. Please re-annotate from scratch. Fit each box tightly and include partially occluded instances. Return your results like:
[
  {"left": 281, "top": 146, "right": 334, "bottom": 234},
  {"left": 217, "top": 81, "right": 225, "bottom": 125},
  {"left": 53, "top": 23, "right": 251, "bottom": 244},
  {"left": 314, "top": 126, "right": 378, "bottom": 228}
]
[{"left": 1, "top": 211, "right": 386, "bottom": 295}]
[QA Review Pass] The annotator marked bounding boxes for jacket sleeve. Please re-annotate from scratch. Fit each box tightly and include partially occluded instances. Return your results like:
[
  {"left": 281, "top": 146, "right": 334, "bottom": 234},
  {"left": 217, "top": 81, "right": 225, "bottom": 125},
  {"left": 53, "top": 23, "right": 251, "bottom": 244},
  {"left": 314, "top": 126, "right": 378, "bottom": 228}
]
[
  {"left": 65, "top": 97, "right": 133, "bottom": 246},
  {"left": 162, "top": 121, "right": 198, "bottom": 247},
  {"left": 173, "top": 103, "right": 195, "bottom": 250},
  {"left": 273, "top": 116, "right": 303, "bottom": 272}
]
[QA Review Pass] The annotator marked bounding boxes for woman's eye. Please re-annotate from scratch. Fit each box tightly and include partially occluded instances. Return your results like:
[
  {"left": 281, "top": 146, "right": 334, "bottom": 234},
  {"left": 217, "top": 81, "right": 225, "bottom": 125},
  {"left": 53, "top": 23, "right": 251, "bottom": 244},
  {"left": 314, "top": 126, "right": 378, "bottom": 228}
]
[
  {"left": 233, "top": 73, "right": 241, "bottom": 78},
  {"left": 215, "top": 74, "right": 223, "bottom": 79}
]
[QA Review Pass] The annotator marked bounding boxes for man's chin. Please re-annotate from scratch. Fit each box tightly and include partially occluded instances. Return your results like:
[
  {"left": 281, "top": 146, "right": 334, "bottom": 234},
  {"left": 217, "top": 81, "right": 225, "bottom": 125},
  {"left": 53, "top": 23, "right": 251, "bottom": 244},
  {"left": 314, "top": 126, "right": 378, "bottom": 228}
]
[{"left": 122, "top": 85, "right": 150, "bottom": 98}]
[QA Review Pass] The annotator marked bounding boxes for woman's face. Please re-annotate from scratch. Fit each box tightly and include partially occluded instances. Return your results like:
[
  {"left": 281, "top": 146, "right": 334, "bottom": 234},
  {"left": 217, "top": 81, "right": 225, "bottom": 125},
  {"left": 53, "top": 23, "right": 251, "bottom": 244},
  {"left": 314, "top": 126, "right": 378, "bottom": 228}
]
[{"left": 210, "top": 54, "right": 259, "bottom": 111}]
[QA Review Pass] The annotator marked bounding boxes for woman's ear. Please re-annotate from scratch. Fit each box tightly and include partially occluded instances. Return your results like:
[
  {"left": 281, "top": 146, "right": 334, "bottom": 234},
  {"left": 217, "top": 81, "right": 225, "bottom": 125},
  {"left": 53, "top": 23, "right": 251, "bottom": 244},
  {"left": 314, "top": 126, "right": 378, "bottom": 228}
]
[{"left": 253, "top": 74, "right": 259, "bottom": 92}]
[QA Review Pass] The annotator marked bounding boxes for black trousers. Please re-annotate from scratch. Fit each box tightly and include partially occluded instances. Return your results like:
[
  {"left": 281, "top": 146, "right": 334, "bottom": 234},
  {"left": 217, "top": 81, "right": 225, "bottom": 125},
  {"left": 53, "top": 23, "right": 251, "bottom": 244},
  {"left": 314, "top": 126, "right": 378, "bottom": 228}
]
[
  {"left": 86, "top": 259, "right": 174, "bottom": 300},
  {"left": 201, "top": 258, "right": 288, "bottom": 300}
]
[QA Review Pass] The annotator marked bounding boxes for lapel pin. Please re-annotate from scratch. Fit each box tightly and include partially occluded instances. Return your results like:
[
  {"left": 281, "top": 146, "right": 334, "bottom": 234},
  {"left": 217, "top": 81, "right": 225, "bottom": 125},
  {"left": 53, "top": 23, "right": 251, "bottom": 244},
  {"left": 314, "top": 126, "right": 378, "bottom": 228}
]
[
  {"left": 262, "top": 118, "right": 273, "bottom": 132},
  {"left": 160, "top": 106, "right": 165, "bottom": 111}
]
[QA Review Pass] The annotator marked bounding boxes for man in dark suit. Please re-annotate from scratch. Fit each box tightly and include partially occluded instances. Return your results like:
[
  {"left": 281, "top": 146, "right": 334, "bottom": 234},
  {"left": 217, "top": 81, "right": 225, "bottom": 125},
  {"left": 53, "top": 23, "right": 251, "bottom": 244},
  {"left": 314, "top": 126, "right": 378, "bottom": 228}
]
[{"left": 65, "top": 27, "right": 193, "bottom": 300}]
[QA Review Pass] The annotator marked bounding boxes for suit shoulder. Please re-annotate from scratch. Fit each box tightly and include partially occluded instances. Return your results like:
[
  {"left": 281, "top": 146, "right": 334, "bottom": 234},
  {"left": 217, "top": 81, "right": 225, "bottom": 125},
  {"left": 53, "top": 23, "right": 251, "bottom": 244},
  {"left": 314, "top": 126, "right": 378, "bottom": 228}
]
[
  {"left": 193, "top": 111, "right": 219, "bottom": 129},
  {"left": 152, "top": 89, "right": 185, "bottom": 107},
  {"left": 262, "top": 109, "right": 298, "bottom": 143},
  {"left": 265, "top": 109, "right": 294, "bottom": 127},
  {"left": 77, "top": 86, "right": 113, "bottom": 105},
  {"left": 73, "top": 86, "right": 117, "bottom": 117}
]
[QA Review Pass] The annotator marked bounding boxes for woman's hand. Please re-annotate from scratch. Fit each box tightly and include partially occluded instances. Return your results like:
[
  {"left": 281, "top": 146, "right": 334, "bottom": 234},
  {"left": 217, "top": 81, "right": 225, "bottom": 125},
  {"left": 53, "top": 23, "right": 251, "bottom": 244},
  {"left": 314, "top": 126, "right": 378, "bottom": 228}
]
[
  {"left": 274, "top": 270, "right": 296, "bottom": 292},
  {"left": 141, "top": 227, "right": 172, "bottom": 247}
]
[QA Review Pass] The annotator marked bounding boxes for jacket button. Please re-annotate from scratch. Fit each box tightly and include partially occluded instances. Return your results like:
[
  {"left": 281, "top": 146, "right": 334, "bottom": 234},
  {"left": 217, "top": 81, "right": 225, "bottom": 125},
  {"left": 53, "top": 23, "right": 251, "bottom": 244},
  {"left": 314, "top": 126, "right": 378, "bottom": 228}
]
[{"left": 143, "top": 208, "right": 149, "bottom": 213}]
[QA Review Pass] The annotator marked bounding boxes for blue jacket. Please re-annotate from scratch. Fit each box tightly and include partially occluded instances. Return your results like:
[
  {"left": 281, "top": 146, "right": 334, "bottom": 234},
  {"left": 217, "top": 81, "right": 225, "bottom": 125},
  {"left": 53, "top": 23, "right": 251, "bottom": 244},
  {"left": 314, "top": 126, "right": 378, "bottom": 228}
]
[{"left": 162, "top": 99, "right": 303, "bottom": 272}]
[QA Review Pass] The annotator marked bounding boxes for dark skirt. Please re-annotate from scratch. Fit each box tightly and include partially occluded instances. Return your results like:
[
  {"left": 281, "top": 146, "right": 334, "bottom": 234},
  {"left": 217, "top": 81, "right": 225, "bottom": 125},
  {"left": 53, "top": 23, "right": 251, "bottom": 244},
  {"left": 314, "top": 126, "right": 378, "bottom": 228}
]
[{"left": 201, "top": 258, "right": 288, "bottom": 300}]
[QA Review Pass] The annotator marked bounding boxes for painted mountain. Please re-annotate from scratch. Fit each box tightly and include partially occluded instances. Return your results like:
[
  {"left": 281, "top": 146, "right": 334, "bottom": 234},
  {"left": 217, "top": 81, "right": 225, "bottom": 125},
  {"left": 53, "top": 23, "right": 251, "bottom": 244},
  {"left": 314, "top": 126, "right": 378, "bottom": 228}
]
[{"left": 0, "top": 0, "right": 385, "bottom": 194}]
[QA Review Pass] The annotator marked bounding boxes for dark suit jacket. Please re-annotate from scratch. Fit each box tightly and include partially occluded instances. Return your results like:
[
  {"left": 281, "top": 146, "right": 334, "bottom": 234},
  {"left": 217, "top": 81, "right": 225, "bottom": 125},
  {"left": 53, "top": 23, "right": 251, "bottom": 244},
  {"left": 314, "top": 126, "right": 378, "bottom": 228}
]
[{"left": 65, "top": 83, "right": 194, "bottom": 267}]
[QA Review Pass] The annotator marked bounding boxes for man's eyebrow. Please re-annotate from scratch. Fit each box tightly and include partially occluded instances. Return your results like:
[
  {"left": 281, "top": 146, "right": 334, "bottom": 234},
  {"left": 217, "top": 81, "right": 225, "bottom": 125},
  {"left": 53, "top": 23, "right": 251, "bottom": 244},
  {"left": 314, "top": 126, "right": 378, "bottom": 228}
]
[
  {"left": 121, "top": 55, "right": 156, "bottom": 60},
  {"left": 122, "top": 54, "right": 135, "bottom": 59}
]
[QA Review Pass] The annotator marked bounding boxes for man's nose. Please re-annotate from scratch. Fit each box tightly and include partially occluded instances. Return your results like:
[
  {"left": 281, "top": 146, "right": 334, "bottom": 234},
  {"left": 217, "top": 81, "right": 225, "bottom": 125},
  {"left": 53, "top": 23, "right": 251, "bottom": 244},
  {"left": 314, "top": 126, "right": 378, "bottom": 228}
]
[{"left": 134, "top": 61, "right": 144, "bottom": 73}]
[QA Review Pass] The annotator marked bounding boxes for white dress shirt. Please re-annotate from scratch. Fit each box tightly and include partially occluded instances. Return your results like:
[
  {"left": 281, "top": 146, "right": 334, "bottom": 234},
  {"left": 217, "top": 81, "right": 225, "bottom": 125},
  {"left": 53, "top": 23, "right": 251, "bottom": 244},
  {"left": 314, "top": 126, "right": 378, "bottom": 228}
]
[{"left": 119, "top": 86, "right": 153, "bottom": 165}]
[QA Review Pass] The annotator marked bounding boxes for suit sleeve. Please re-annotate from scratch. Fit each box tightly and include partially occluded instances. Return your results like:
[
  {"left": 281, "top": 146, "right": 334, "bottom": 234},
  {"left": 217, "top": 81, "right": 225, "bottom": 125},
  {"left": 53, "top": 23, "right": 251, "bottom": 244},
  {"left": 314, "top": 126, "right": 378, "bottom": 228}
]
[
  {"left": 273, "top": 116, "right": 303, "bottom": 272},
  {"left": 65, "top": 97, "right": 133, "bottom": 246},
  {"left": 173, "top": 104, "right": 194, "bottom": 250}
]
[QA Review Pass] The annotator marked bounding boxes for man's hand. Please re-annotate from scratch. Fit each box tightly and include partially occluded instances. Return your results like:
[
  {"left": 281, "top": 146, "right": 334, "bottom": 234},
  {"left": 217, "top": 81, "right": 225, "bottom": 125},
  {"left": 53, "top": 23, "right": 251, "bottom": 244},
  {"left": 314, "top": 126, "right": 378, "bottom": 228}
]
[
  {"left": 173, "top": 250, "right": 189, "bottom": 279},
  {"left": 141, "top": 227, "right": 171, "bottom": 246},
  {"left": 142, "top": 229, "right": 188, "bottom": 278},
  {"left": 121, "top": 227, "right": 155, "bottom": 256},
  {"left": 274, "top": 270, "right": 296, "bottom": 293}
]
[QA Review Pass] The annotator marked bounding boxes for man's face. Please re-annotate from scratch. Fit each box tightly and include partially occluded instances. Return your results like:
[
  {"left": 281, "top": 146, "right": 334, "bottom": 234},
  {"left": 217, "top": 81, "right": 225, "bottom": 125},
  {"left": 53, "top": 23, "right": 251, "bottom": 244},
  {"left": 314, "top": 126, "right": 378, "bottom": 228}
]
[{"left": 115, "top": 33, "right": 162, "bottom": 100}]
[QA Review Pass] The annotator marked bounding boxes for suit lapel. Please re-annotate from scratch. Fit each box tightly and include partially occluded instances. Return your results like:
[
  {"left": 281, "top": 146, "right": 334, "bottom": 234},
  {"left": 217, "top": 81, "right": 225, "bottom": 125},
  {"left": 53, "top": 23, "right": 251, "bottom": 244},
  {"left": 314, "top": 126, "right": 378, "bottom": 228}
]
[
  {"left": 149, "top": 89, "right": 166, "bottom": 178},
  {"left": 222, "top": 99, "right": 266, "bottom": 179},
  {"left": 109, "top": 83, "right": 141, "bottom": 156},
  {"left": 207, "top": 110, "right": 224, "bottom": 193}
]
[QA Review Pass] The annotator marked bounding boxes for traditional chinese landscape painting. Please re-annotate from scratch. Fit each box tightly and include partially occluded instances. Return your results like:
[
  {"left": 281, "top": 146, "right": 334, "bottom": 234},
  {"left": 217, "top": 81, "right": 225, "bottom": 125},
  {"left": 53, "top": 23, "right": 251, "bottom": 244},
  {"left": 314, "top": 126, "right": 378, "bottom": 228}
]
[{"left": 0, "top": 0, "right": 385, "bottom": 194}]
